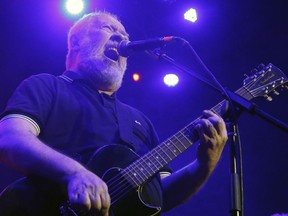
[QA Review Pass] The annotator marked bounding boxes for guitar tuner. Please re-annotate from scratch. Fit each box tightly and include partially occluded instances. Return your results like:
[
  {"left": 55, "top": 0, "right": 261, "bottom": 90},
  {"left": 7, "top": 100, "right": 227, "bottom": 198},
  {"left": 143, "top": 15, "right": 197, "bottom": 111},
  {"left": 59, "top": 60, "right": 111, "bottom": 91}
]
[
  {"left": 273, "top": 90, "right": 280, "bottom": 95},
  {"left": 264, "top": 95, "right": 273, "bottom": 101},
  {"left": 257, "top": 63, "right": 266, "bottom": 71},
  {"left": 249, "top": 68, "right": 258, "bottom": 75}
]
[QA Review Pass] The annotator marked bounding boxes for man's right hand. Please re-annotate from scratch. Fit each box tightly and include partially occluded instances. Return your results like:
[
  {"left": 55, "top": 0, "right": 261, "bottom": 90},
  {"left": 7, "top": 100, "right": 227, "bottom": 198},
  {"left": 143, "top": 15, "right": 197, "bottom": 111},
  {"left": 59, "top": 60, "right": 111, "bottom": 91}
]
[
  {"left": 0, "top": 117, "right": 111, "bottom": 216},
  {"left": 67, "top": 169, "right": 111, "bottom": 216}
]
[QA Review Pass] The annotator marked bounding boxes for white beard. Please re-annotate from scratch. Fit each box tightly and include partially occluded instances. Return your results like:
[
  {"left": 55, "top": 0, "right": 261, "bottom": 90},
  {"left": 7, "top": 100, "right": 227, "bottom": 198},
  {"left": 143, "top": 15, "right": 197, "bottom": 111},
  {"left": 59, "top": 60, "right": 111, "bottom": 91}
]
[{"left": 78, "top": 46, "right": 127, "bottom": 91}]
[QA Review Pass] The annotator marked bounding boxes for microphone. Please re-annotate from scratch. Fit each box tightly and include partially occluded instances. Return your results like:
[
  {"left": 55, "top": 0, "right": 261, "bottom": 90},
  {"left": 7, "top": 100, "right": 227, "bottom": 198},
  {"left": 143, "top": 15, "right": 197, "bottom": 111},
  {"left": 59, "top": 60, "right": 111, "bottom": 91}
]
[{"left": 117, "top": 36, "right": 174, "bottom": 57}]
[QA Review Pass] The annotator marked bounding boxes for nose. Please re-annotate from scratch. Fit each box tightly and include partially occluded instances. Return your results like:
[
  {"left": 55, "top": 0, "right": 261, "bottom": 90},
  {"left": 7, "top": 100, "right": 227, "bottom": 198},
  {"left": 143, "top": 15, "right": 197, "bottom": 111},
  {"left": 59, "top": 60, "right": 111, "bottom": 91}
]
[{"left": 110, "top": 34, "right": 123, "bottom": 43}]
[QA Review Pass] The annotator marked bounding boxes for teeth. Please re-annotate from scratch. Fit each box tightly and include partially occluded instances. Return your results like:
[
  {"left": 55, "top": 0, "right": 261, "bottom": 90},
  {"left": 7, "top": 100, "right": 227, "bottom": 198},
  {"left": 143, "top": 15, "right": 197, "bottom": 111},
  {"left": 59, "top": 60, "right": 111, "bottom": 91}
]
[
  {"left": 104, "top": 47, "right": 119, "bottom": 61},
  {"left": 108, "top": 47, "right": 118, "bottom": 53}
]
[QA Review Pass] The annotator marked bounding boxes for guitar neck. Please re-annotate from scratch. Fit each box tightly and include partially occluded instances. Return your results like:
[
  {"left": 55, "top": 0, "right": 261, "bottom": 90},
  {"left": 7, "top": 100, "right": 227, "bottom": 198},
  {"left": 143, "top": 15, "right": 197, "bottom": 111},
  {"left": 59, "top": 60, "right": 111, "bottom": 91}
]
[{"left": 122, "top": 86, "right": 252, "bottom": 187}]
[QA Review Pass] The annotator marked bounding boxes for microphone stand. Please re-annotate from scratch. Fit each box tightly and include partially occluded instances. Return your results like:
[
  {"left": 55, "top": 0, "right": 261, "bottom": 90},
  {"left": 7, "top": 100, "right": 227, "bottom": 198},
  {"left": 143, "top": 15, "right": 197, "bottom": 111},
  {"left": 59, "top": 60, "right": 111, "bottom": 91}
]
[{"left": 148, "top": 50, "right": 288, "bottom": 216}]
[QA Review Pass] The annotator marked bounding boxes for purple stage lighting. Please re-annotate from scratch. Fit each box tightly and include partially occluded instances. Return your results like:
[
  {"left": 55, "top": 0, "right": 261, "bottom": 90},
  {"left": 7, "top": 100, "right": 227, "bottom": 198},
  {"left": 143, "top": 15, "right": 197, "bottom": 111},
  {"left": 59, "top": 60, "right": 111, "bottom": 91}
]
[
  {"left": 184, "top": 8, "right": 197, "bottom": 23},
  {"left": 65, "top": 0, "right": 85, "bottom": 15},
  {"left": 163, "top": 74, "right": 179, "bottom": 87}
]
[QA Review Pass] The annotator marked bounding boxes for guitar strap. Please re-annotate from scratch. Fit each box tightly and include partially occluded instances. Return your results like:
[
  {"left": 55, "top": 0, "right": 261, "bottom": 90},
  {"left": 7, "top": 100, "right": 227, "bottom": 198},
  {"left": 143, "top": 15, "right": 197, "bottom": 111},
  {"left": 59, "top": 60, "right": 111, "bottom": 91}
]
[
  {"left": 115, "top": 99, "right": 154, "bottom": 155},
  {"left": 115, "top": 100, "right": 135, "bottom": 147}
]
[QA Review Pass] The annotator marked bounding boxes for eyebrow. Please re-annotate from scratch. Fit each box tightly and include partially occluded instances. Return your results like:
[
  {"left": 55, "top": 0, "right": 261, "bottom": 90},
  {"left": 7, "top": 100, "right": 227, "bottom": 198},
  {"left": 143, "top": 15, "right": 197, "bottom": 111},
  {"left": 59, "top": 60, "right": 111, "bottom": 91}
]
[
  {"left": 111, "top": 23, "right": 129, "bottom": 38},
  {"left": 98, "top": 20, "right": 130, "bottom": 39}
]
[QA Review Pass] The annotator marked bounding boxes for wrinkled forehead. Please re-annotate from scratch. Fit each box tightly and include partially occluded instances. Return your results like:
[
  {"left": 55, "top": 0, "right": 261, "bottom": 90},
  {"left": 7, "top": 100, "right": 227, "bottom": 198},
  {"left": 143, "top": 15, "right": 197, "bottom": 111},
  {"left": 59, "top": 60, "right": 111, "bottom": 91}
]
[{"left": 90, "top": 14, "right": 128, "bottom": 37}]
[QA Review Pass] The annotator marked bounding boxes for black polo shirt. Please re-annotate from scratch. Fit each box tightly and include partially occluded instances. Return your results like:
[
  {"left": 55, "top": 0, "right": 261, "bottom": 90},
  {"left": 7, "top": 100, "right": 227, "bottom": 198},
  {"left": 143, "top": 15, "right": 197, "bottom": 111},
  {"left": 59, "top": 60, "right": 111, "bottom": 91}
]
[{"left": 1, "top": 71, "right": 171, "bottom": 214}]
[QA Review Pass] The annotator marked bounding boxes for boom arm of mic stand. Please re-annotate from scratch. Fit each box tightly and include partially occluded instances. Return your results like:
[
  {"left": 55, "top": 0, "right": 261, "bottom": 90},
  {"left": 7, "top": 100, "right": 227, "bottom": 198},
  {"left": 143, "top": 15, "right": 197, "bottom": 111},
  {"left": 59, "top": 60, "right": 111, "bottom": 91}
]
[
  {"left": 225, "top": 90, "right": 288, "bottom": 132},
  {"left": 154, "top": 52, "right": 222, "bottom": 93},
  {"left": 152, "top": 51, "right": 288, "bottom": 132}
]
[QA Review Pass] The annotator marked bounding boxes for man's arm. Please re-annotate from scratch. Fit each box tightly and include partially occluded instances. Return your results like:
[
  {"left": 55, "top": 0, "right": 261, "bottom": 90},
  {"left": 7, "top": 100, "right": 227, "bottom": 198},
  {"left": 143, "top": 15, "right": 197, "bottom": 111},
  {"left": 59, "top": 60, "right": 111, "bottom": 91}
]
[
  {"left": 161, "top": 110, "right": 228, "bottom": 211},
  {"left": 0, "top": 117, "right": 110, "bottom": 216}
]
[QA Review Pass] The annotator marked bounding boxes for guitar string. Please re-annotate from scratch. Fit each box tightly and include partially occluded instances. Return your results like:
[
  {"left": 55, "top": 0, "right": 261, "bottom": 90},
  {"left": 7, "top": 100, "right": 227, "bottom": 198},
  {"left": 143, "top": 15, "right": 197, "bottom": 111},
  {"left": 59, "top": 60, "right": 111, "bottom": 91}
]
[
  {"left": 108, "top": 129, "right": 198, "bottom": 204},
  {"left": 106, "top": 144, "right": 165, "bottom": 190},
  {"left": 98, "top": 76, "right": 260, "bottom": 205},
  {"left": 230, "top": 66, "right": 286, "bottom": 99},
  {"left": 248, "top": 79, "right": 285, "bottom": 96},
  {"left": 108, "top": 127, "right": 200, "bottom": 195},
  {"left": 243, "top": 68, "right": 286, "bottom": 97},
  {"left": 107, "top": 135, "right": 185, "bottom": 194},
  {"left": 107, "top": 133, "right": 195, "bottom": 204},
  {"left": 243, "top": 71, "right": 270, "bottom": 97},
  {"left": 109, "top": 133, "right": 194, "bottom": 202},
  {"left": 106, "top": 150, "right": 163, "bottom": 200}
]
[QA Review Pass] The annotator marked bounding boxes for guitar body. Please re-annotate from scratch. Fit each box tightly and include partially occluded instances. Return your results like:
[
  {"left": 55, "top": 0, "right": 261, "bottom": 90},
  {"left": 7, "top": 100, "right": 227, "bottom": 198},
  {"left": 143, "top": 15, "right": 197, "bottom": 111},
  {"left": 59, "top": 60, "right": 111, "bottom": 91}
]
[
  {"left": 0, "top": 145, "right": 162, "bottom": 216},
  {"left": 86, "top": 145, "right": 162, "bottom": 216}
]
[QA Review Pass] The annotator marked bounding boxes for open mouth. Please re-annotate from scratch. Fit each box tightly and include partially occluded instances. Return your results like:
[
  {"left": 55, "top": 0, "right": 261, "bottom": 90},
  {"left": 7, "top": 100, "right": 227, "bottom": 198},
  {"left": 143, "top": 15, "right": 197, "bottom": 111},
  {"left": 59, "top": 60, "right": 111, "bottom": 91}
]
[{"left": 104, "top": 47, "right": 119, "bottom": 61}]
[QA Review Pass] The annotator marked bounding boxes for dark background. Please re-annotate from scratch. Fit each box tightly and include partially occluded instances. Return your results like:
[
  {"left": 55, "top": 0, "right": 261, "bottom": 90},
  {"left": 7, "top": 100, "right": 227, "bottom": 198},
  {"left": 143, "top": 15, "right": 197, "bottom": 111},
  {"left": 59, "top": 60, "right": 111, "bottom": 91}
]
[{"left": 1, "top": 0, "right": 288, "bottom": 215}]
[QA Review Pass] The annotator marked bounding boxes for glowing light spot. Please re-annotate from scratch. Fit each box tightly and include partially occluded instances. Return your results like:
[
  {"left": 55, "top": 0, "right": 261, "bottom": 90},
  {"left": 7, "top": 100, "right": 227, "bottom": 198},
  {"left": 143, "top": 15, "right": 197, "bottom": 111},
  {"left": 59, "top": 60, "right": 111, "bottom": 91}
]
[
  {"left": 163, "top": 74, "right": 179, "bottom": 87},
  {"left": 133, "top": 73, "right": 140, "bottom": 82},
  {"left": 65, "top": 0, "right": 85, "bottom": 15},
  {"left": 184, "top": 8, "right": 197, "bottom": 23}
]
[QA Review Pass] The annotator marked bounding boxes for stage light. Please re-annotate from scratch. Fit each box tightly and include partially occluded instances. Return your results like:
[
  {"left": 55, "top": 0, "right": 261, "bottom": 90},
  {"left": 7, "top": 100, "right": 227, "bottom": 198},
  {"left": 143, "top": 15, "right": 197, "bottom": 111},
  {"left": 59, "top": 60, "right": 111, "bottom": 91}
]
[
  {"left": 163, "top": 74, "right": 179, "bottom": 87},
  {"left": 132, "top": 73, "right": 141, "bottom": 82},
  {"left": 65, "top": 0, "right": 85, "bottom": 15},
  {"left": 184, "top": 8, "right": 197, "bottom": 23}
]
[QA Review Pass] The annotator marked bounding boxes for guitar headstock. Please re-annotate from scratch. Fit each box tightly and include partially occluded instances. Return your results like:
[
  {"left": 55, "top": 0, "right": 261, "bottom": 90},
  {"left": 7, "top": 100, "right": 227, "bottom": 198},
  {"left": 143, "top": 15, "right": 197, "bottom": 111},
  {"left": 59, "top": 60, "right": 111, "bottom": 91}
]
[{"left": 243, "top": 63, "right": 288, "bottom": 101}]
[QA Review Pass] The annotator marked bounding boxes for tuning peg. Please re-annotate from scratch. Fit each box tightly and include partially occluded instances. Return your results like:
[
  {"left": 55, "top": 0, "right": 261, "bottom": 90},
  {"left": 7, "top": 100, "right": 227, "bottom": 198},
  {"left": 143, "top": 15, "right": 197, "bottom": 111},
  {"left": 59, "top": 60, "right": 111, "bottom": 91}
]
[
  {"left": 257, "top": 63, "right": 265, "bottom": 71},
  {"left": 249, "top": 68, "right": 258, "bottom": 75},
  {"left": 273, "top": 90, "right": 280, "bottom": 95},
  {"left": 264, "top": 95, "right": 273, "bottom": 101},
  {"left": 244, "top": 74, "right": 249, "bottom": 78}
]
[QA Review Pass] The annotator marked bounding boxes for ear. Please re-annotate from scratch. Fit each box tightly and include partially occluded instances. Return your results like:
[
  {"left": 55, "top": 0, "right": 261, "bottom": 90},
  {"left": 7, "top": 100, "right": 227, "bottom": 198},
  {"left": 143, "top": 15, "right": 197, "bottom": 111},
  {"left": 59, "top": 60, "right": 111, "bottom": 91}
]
[{"left": 69, "top": 35, "right": 80, "bottom": 52}]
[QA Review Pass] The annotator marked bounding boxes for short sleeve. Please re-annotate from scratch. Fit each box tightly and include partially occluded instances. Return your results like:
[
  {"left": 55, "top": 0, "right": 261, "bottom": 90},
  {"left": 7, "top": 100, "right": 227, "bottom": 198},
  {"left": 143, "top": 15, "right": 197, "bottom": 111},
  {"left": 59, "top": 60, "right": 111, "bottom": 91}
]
[{"left": 0, "top": 74, "right": 57, "bottom": 130}]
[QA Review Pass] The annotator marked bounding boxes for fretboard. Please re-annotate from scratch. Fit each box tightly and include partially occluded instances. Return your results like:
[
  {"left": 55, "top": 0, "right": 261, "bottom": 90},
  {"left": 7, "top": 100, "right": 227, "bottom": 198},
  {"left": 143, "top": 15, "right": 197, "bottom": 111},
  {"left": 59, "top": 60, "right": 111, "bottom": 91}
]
[{"left": 121, "top": 85, "right": 253, "bottom": 187}]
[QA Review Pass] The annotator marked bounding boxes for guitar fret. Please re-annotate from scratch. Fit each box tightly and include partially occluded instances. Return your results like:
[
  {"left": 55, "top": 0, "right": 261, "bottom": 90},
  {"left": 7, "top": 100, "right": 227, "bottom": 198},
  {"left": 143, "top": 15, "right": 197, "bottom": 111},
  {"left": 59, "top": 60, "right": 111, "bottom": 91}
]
[
  {"left": 131, "top": 163, "right": 150, "bottom": 180},
  {"left": 144, "top": 153, "right": 162, "bottom": 171},
  {"left": 139, "top": 157, "right": 157, "bottom": 174},
  {"left": 153, "top": 149, "right": 168, "bottom": 164},
  {"left": 125, "top": 162, "right": 154, "bottom": 186},
  {"left": 167, "top": 138, "right": 182, "bottom": 154},
  {"left": 185, "top": 122, "right": 198, "bottom": 140},
  {"left": 244, "top": 89, "right": 253, "bottom": 100},
  {"left": 171, "top": 136, "right": 187, "bottom": 152},
  {"left": 137, "top": 161, "right": 155, "bottom": 178},
  {"left": 123, "top": 157, "right": 156, "bottom": 186},
  {"left": 176, "top": 136, "right": 189, "bottom": 150},
  {"left": 147, "top": 151, "right": 163, "bottom": 168},
  {"left": 164, "top": 141, "right": 178, "bottom": 157},
  {"left": 158, "top": 145, "right": 173, "bottom": 161},
  {"left": 211, "top": 103, "right": 222, "bottom": 116},
  {"left": 129, "top": 167, "right": 145, "bottom": 185},
  {"left": 122, "top": 169, "right": 141, "bottom": 186},
  {"left": 179, "top": 131, "right": 193, "bottom": 146}
]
